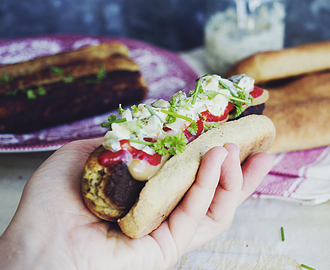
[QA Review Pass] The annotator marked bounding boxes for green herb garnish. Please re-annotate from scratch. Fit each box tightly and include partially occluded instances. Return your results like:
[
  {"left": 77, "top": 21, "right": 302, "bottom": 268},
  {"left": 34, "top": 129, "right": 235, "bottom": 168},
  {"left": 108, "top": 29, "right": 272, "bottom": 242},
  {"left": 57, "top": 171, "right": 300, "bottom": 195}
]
[
  {"left": 26, "top": 89, "right": 37, "bottom": 99},
  {"left": 50, "top": 66, "right": 64, "bottom": 76},
  {"left": 50, "top": 66, "right": 74, "bottom": 83},
  {"left": 0, "top": 75, "right": 13, "bottom": 84},
  {"left": 129, "top": 132, "right": 188, "bottom": 156},
  {"left": 85, "top": 64, "right": 106, "bottom": 84},
  {"left": 101, "top": 114, "right": 127, "bottom": 129},
  {"left": 131, "top": 105, "right": 138, "bottom": 113},
  {"left": 63, "top": 73, "right": 74, "bottom": 83},
  {"left": 190, "top": 78, "right": 203, "bottom": 105},
  {"left": 217, "top": 80, "right": 252, "bottom": 117},
  {"left": 218, "top": 79, "right": 236, "bottom": 97},
  {"left": 144, "top": 104, "right": 164, "bottom": 123},
  {"left": 165, "top": 105, "right": 177, "bottom": 124},
  {"left": 4, "top": 90, "right": 18, "bottom": 96},
  {"left": 300, "top": 264, "right": 315, "bottom": 270},
  {"left": 96, "top": 64, "right": 106, "bottom": 79},
  {"left": 154, "top": 132, "right": 188, "bottom": 155},
  {"left": 161, "top": 109, "right": 192, "bottom": 122},
  {"left": 187, "top": 120, "right": 198, "bottom": 135},
  {"left": 280, "top": 227, "right": 285, "bottom": 242},
  {"left": 118, "top": 104, "right": 124, "bottom": 115},
  {"left": 6, "top": 86, "right": 47, "bottom": 99}
]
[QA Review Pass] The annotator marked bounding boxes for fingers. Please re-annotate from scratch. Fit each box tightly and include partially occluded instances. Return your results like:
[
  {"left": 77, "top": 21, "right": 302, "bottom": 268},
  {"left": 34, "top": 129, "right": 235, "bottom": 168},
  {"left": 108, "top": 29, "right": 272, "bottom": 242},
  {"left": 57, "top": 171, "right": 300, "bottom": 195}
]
[
  {"left": 238, "top": 152, "right": 273, "bottom": 204},
  {"left": 182, "top": 144, "right": 242, "bottom": 253},
  {"left": 206, "top": 143, "right": 242, "bottom": 222},
  {"left": 156, "top": 146, "right": 228, "bottom": 256},
  {"left": 183, "top": 144, "right": 273, "bottom": 254}
]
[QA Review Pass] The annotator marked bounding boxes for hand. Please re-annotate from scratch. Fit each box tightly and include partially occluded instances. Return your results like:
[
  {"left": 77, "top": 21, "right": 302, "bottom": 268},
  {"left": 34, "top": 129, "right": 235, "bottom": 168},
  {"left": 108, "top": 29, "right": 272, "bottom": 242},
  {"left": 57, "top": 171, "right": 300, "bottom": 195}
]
[{"left": 0, "top": 138, "right": 273, "bottom": 270}]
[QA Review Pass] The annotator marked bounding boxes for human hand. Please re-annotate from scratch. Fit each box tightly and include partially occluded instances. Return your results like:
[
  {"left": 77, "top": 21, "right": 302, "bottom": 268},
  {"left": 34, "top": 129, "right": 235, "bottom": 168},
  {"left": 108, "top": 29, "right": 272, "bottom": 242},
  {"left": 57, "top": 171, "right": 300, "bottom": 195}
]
[{"left": 0, "top": 138, "right": 273, "bottom": 270}]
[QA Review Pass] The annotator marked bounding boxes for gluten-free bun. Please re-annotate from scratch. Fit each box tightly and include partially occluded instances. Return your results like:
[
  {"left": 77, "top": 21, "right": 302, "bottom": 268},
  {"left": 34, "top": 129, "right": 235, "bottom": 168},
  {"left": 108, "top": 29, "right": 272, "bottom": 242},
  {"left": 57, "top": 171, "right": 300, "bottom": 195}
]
[
  {"left": 118, "top": 115, "right": 275, "bottom": 238},
  {"left": 83, "top": 115, "right": 275, "bottom": 238}
]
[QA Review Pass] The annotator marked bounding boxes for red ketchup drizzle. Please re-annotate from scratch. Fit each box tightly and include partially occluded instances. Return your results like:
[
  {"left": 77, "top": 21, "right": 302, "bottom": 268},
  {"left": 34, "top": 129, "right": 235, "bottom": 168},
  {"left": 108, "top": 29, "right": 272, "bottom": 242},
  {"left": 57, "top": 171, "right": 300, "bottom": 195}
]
[
  {"left": 200, "top": 103, "right": 235, "bottom": 122},
  {"left": 250, "top": 86, "right": 264, "bottom": 98},
  {"left": 183, "top": 119, "right": 204, "bottom": 142},
  {"left": 98, "top": 140, "right": 162, "bottom": 167}
]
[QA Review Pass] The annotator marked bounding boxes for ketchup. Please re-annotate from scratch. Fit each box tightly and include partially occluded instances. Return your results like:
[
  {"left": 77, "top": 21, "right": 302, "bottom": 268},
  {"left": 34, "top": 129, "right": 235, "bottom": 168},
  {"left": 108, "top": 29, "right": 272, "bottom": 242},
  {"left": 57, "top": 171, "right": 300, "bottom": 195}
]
[
  {"left": 200, "top": 103, "right": 235, "bottom": 122},
  {"left": 99, "top": 140, "right": 162, "bottom": 166},
  {"left": 250, "top": 86, "right": 264, "bottom": 98}
]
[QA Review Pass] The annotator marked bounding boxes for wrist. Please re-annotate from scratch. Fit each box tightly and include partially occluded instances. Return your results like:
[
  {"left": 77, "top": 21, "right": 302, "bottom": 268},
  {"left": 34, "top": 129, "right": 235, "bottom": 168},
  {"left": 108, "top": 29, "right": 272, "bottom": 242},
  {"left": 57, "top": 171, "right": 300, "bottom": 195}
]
[{"left": 0, "top": 215, "right": 75, "bottom": 270}]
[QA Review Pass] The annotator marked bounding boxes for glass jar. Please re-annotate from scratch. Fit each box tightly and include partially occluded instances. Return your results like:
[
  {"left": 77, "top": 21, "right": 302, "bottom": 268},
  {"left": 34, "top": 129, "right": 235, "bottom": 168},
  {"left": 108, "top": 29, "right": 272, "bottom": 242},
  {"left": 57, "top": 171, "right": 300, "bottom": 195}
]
[{"left": 204, "top": 0, "right": 286, "bottom": 76}]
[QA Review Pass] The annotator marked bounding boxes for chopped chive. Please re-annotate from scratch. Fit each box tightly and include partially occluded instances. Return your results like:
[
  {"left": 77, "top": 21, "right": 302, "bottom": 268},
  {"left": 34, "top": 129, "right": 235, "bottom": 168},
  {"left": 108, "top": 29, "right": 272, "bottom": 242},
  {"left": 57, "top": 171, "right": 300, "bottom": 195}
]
[
  {"left": 161, "top": 109, "right": 192, "bottom": 122},
  {"left": 232, "top": 82, "right": 243, "bottom": 90},
  {"left": 191, "top": 79, "right": 202, "bottom": 104},
  {"left": 63, "top": 74, "right": 74, "bottom": 83},
  {"left": 144, "top": 104, "right": 164, "bottom": 123},
  {"left": 96, "top": 64, "right": 106, "bottom": 79},
  {"left": 280, "top": 227, "right": 285, "bottom": 242},
  {"left": 218, "top": 80, "right": 236, "bottom": 97},
  {"left": 101, "top": 117, "right": 126, "bottom": 127},
  {"left": 50, "top": 66, "right": 64, "bottom": 76},
  {"left": 26, "top": 89, "right": 37, "bottom": 99},
  {"left": 300, "top": 264, "right": 315, "bottom": 270},
  {"left": 37, "top": 86, "right": 46, "bottom": 96},
  {"left": 128, "top": 139, "right": 154, "bottom": 146},
  {"left": 218, "top": 92, "right": 252, "bottom": 105},
  {"left": 0, "top": 74, "right": 13, "bottom": 84}
]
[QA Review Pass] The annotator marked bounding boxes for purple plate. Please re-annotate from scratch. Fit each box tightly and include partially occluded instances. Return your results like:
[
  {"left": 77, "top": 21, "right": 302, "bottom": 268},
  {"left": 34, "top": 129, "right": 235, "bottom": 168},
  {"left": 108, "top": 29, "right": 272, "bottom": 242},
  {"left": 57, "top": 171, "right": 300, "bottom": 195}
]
[{"left": 0, "top": 35, "right": 198, "bottom": 152}]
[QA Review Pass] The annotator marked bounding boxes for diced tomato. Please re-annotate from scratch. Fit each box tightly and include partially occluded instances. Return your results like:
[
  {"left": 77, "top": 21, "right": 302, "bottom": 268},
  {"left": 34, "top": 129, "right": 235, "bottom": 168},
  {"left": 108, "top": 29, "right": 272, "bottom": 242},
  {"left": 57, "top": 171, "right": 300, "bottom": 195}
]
[{"left": 250, "top": 86, "right": 264, "bottom": 98}]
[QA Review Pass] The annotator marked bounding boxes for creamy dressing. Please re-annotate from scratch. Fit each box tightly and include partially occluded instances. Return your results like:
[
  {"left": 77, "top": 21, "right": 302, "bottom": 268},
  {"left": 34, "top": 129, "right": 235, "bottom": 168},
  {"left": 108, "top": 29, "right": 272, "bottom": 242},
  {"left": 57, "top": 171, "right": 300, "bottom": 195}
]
[
  {"left": 102, "top": 74, "right": 262, "bottom": 180},
  {"left": 128, "top": 154, "right": 171, "bottom": 181}
]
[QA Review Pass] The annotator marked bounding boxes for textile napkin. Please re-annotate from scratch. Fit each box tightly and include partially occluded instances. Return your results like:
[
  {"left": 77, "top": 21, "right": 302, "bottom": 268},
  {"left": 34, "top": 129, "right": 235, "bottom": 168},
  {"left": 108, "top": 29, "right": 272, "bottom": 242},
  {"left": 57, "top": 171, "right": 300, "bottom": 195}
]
[{"left": 252, "top": 145, "right": 330, "bottom": 204}]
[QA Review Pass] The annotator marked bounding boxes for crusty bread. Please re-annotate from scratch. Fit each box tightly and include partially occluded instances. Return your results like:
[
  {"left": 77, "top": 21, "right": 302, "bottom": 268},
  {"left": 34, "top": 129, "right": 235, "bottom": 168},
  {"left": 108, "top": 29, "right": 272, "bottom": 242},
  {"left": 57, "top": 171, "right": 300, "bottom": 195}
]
[
  {"left": 264, "top": 70, "right": 330, "bottom": 106},
  {"left": 0, "top": 42, "right": 129, "bottom": 81},
  {"left": 226, "top": 41, "right": 330, "bottom": 84},
  {"left": 264, "top": 99, "right": 330, "bottom": 154},
  {"left": 255, "top": 70, "right": 330, "bottom": 153},
  {"left": 0, "top": 42, "right": 148, "bottom": 133},
  {"left": 118, "top": 115, "right": 276, "bottom": 238}
]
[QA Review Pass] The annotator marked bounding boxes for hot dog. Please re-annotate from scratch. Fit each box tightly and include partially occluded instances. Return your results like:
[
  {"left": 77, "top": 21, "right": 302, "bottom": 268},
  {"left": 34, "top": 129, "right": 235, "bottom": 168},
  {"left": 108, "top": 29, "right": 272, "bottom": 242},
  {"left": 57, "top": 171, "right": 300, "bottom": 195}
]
[{"left": 82, "top": 74, "right": 276, "bottom": 238}]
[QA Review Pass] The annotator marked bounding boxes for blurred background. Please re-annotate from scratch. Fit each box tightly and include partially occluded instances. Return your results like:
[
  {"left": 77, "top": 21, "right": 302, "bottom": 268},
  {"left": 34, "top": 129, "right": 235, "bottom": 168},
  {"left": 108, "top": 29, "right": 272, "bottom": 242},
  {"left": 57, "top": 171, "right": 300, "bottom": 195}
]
[{"left": 0, "top": 0, "right": 329, "bottom": 52}]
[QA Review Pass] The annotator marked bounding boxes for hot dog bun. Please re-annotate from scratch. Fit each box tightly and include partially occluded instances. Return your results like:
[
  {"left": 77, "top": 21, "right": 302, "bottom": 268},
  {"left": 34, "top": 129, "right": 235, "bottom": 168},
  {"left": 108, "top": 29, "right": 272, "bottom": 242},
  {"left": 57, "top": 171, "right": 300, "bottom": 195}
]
[
  {"left": 82, "top": 114, "right": 275, "bottom": 238},
  {"left": 226, "top": 41, "right": 330, "bottom": 84}
]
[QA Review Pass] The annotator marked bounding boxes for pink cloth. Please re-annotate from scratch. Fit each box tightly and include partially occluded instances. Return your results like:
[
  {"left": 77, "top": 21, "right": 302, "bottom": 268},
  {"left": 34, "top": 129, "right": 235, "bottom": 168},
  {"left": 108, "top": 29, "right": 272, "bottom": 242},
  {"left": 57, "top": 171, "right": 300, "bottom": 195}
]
[{"left": 253, "top": 146, "right": 330, "bottom": 204}]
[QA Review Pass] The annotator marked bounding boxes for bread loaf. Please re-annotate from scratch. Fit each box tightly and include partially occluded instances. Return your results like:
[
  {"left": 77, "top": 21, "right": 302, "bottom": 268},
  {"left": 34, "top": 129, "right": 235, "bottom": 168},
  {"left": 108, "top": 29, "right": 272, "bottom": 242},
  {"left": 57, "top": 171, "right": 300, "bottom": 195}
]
[
  {"left": 0, "top": 42, "right": 148, "bottom": 134},
  {"left": 226, "top": 41, "right": 330, "bottom": 84}
]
